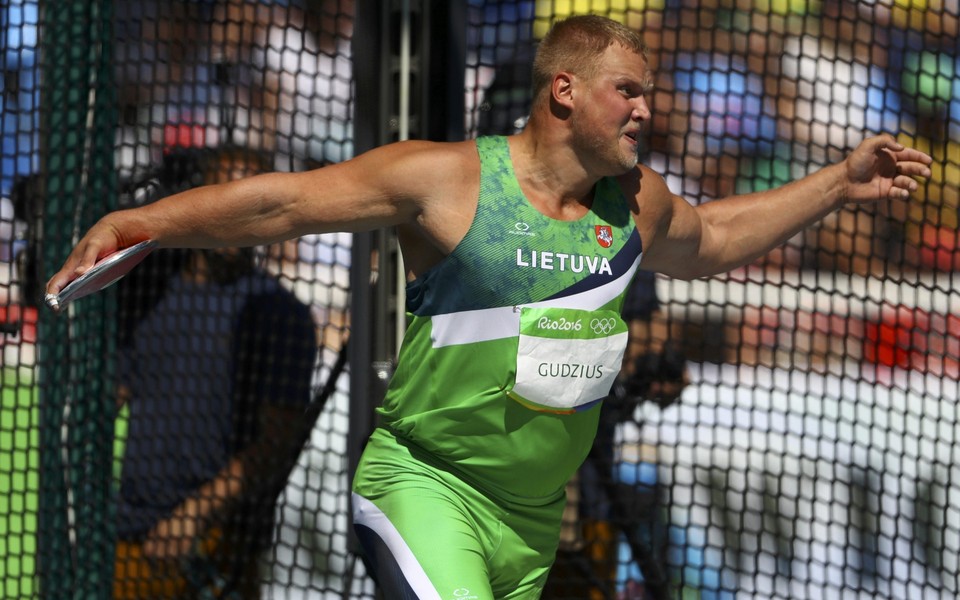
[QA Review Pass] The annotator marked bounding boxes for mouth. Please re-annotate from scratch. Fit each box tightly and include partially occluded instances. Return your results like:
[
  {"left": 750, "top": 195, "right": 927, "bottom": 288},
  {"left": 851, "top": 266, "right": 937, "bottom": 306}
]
[{"left": 623, "top": 130, "right": 639, "bottom": 146}]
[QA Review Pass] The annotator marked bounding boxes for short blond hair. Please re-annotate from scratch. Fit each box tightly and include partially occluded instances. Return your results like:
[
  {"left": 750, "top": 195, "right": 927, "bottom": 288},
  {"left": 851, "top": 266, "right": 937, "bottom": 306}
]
[{"left": 532, "top": 15, "right": 648, "bottom": 108}]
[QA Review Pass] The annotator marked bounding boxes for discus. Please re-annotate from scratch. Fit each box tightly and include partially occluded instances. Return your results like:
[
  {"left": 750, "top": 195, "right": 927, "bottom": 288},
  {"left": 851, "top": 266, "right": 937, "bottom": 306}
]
[{"left": 45, "top": 240, "right": 158, "bottom": 311}]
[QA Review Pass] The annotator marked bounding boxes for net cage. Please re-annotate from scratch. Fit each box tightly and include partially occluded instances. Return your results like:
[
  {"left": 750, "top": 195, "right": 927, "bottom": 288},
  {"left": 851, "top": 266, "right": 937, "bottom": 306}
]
[{"left": 0, "top": 0, "right": 958, "bottom": 598}]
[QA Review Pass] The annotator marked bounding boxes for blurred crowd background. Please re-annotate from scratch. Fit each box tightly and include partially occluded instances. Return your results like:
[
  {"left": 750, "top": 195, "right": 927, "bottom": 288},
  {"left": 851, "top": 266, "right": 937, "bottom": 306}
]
[
  {"left": 0, "top": 1, "right": 958, "bottom": 598},
  {"left": 466, "top": 0, "right": 959, "bottom": 276},
  {"left": 4, "top": 0, "right": 958, "bottom": 289},
  {"left": 463, "top": 0, "right": 959, "bottom": 374}
]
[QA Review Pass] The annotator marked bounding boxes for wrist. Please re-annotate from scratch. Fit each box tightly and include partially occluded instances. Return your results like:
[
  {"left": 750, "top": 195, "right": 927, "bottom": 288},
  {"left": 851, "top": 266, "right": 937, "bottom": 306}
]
[{"left": 824, "top": 162, "right": 849, "bottom": 210}]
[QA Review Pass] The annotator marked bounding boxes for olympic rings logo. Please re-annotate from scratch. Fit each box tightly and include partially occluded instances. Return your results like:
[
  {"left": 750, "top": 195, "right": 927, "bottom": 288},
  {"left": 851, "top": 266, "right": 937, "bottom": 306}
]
[{"left": 590, "top": 318, "right": 616, "bottom": 335}]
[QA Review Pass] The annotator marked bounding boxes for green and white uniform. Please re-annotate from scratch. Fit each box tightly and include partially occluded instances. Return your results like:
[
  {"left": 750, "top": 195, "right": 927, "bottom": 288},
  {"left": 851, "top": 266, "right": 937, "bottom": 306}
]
[{"left": 353, "top": 136, "right": 643, "bottom": 599}]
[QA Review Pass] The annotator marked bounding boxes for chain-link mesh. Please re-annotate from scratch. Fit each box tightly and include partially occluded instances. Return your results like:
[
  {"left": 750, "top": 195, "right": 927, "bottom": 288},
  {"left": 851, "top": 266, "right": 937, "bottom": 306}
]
[
  {"left": 1, "top": 0, "right": 959, "bottom": 598},
  {"left": 468, "top": 2, "right": 960, "bottom": 599},
  {"left": 0, "top": 5, "right": 39, "bottom": 598},
  {"left": 5, "top": 1, "right": 363, "bottom": 598}
]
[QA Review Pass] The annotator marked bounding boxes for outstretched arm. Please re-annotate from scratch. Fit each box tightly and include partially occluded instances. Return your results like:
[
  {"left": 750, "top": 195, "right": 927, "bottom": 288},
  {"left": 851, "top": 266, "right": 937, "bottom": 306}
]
[
  {"left": 637, "top": 135, "right": 933, "bottom": 280},
  {"left": 46, "top": 140, "right": 475, "bottom": 296}
]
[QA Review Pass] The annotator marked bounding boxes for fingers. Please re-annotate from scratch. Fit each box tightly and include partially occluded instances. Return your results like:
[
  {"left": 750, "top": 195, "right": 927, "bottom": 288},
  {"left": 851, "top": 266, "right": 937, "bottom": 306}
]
[
  {"left": 45, "top": 263, "right": 76, "bottom": 298},
  {"left": 872, "top": 133, "right": 901, "bottom": 151},
  {"left": 897, "top": 160, "right": 933, "bottom": 179},
  {"left": 889, "top": 174, "right": 922, "bottom": 199},
  {"left": 874, "top": 136, "right": 933, "bottom": 201},
  {"left": 875, "top": 135, "right": 933, "bottom": 175},
  {"left": 868, "top": 134, "right": 933, "bottom": 167},
  {"left": 44, "top": 240, "right": 107, "bottom": 297},
  {"left": 889, "top": 149, "right": 933, "bottom": 200},
  {"left": 893, "top": 147, "right": 934, "bottom": 166}
]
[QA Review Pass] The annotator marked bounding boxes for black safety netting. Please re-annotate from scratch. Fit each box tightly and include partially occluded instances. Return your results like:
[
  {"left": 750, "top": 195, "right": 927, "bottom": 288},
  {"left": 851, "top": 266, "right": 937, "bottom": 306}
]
[{"left": 0, "top": 1, "right": 958, "bottom": 598}]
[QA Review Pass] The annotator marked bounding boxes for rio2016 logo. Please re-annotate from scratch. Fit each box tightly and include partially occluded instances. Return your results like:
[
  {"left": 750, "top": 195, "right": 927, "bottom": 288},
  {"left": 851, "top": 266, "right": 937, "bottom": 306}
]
[{"left": 537, "top": 316, "right": 583, "bottom": 332}]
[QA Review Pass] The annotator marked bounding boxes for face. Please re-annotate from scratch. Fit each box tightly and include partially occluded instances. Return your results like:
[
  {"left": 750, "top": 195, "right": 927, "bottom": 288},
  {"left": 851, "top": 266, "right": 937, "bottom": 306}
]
[{"left": 569, "top": 44, "right": 653, "bottom": 175}]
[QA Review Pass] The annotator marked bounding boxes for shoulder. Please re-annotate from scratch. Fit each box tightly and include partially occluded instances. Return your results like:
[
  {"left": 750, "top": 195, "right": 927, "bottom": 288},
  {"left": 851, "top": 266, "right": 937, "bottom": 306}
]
[
  {"left": 389, "top": 140, "right": 484, "bottom": 265},
  {"left": 304, "top": 138, "right": 480, "bottom": 215},
  {"left": 615, "top": 163, "right": 674, "bottom": 206},
  {"left": 352, "top": 138, "right": 478, "bottom": 174},
  {"left": 373, "top": 139, "right": 480, "bottom": 187},
  {"left": 614, "top": 163, "right": 693, "bottom": 260},
  {"left": 291, "top": 138, "right": 479, "bottom": 197},
  {"left": 614, "top": 163, "right": 678, "bottom": 231}
]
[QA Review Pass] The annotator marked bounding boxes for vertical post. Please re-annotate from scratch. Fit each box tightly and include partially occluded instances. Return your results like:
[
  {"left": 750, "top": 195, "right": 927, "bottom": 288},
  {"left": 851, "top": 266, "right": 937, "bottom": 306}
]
[
  {"left": 422, "top": 0, "right": 465, "bottom": 142},
  {"left": 346, "top": 0, "right": 392, "bottom": 564},
  {"left": 37, "top": 1, "right": 117, "bottom": 598}
]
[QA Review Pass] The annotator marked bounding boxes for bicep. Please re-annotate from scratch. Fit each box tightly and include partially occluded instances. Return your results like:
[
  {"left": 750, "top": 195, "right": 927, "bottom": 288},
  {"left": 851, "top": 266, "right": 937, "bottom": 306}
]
[{"left": 289, "top": 140, "right": 469, "bottom": 238}]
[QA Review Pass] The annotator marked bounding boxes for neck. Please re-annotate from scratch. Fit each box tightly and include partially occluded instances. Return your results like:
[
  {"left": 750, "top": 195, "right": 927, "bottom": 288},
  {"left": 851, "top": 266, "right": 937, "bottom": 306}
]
[{"left": 510, "top": 128, "right": 599, "bottom": 220}]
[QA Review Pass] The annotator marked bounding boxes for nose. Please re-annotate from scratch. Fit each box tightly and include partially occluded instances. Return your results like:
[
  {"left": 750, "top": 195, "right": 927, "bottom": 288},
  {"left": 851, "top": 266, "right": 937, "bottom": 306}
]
[{"left": 632, "top": 95, "right": 651, "bottom": 122}]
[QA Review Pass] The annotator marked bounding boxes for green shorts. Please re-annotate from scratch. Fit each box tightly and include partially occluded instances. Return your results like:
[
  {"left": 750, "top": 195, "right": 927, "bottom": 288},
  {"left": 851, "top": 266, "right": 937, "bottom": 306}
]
[{"left": 352, "top": 428, "right": 566, "bottom": 599}]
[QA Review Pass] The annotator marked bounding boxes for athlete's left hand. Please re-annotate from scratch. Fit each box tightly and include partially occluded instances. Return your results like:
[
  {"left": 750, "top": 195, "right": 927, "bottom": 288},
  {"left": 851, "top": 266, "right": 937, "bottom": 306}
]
[{"left": 843, "top": 135, "right": 933, "bottom": 203}]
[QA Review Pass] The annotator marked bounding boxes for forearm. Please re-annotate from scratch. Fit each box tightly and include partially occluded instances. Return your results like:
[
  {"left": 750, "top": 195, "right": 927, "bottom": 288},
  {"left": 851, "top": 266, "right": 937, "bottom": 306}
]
[
  {"left": 111, "top": 173, "right": 302, "bottom": 250},
  {"left": 141, "top": 457, "right": 246, "bottom": 560},
  {"left": 143, "top": 411, "right": 306, "bottom": 560},
  {"left": 163, "top": 435, "right": 290, "bottom": 538},
  {"left": 693, "top": 163, "right": 846, "bottom": 277},
  {"left": 47, "top": 173, "right": 310, "bottom": 295},
  {"left": 183, "top": 458, "right": 245, "bottom": 525}
]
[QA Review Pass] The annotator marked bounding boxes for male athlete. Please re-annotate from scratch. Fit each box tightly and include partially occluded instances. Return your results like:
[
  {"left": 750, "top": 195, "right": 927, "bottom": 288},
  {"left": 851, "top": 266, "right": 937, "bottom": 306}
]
[{"left": 49, "top": 14, "right": 932, "bottom": 600}]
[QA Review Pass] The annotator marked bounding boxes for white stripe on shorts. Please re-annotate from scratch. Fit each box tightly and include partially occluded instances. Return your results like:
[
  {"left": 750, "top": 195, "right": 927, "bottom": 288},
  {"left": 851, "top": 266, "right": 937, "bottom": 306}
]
[{"left": 352, "top": 492, "right": 442, "bottom": 600}]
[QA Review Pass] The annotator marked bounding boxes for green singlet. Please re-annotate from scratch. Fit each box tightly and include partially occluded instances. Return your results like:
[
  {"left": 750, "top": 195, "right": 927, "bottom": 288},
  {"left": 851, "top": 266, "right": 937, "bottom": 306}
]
[{"left": 353, "top": 136, "right": 643, "bottom": 599}]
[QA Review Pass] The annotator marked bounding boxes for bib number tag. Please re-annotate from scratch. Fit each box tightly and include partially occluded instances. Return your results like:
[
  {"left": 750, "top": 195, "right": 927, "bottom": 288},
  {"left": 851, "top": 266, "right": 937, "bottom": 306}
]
[{"left": 508, "top": 307, "right": 627, "bottom": 414}]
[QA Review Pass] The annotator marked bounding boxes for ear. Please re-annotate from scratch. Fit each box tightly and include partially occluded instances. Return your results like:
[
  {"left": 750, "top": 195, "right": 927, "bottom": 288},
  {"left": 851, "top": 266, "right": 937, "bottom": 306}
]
[{"left": 551, "top": 72, "right": 575, "bottom": 110}]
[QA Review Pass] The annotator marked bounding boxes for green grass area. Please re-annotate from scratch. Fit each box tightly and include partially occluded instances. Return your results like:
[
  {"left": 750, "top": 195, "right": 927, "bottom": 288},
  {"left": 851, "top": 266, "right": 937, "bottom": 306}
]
[{"left": 0, "top": 378, "right": 38, "bottom": 599}]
